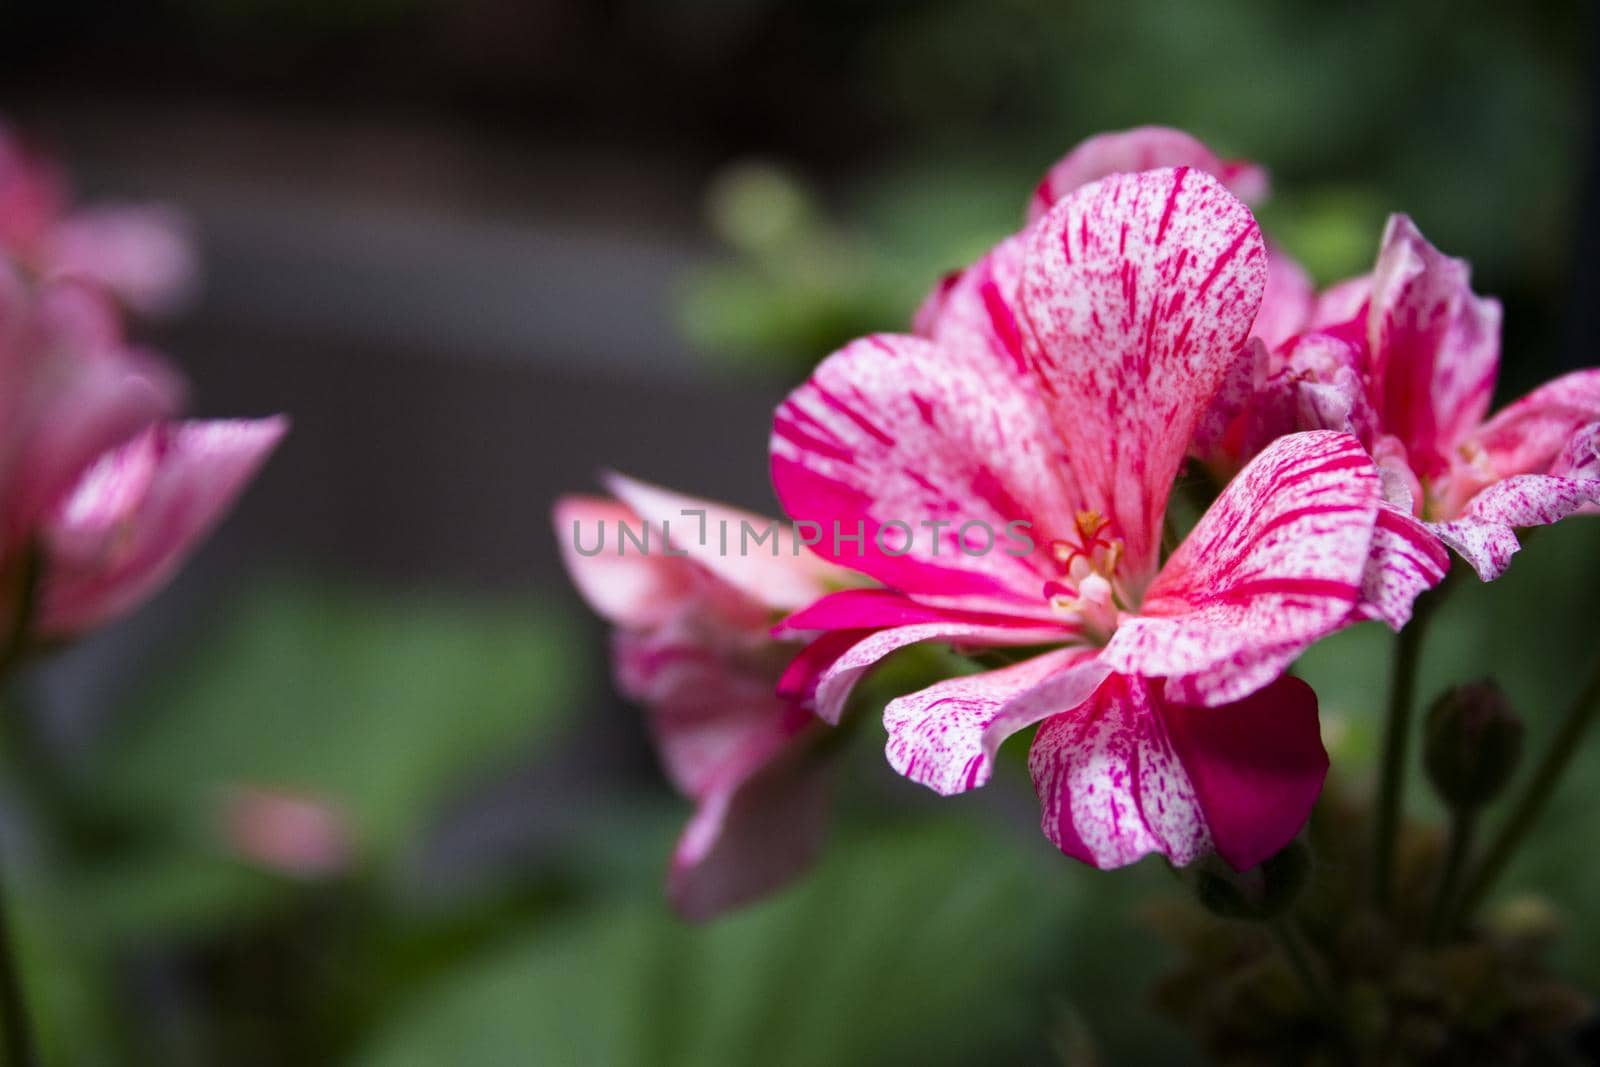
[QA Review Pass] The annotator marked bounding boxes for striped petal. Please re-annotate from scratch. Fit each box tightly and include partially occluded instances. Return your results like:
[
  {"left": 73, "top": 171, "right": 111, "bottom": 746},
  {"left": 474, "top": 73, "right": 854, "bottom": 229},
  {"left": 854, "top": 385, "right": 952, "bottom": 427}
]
[
  {"left": 1431, "top": 470, "right": 1600, "bottom": 581},
  {"left": 1104, "top": 431, "right": 1380, "bottom": 706},
  {"left": 797, "top": 616, "right": 1068, "bottom": 725},
  {"left": 771, "top": 332, "right": 1075, "bottom": 604},
  {"left": 883, "top": 647, "right": 1107, "bottom": 795},
  {"left": 1469, "top": 368, "right": 1600, "bottom": 481},
  {"left": 603, "top": 472, "right": 844, "bottom": 613},
  {"left": 1030, "top": 672, "right": 1325, "bottom": 871},
  {"left": 1029, "top": 672, "right": 1203, "bottom": 869},
  {"left": 1555, "top": 421, "right": 1600, "bottom": 480},
  {"left": 1356, "top": 502, "right": 1450, "bottom": 629},
  {"left": 1020, "top": 167, "right": 1268, "bottom": 578},
  {"left": 1366, "top": 215, "right": 1501, "bottom": 479}
]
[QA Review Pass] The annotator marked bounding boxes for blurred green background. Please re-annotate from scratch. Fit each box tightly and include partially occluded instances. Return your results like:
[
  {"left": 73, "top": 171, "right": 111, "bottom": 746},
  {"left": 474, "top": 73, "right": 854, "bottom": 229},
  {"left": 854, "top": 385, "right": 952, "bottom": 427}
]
[{"left": 1, "top": 0, "right": 1598, "bottom": 1062}]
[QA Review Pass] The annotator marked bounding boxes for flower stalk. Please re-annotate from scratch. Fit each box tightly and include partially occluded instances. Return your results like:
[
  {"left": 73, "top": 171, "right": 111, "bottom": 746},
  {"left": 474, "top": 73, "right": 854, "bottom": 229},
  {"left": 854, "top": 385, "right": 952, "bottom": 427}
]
[
  {"left": 1426, "top": 807, "right": 1477, "bottom": 943},
  {"left": 0, "top": 550, "right": 40, "bottom": 1067},
  {"left": 1453, "top": 649, "right": 1600, "bottom": 925},
  {"left": 0, "top": 864, "right": 37, "bottom": 1067},
  {"left": 1372, "top": 583, "right": 1446, "bottom": 909},
  {"left": 1271, "top": 917, "right": 1336, "bottom": 1019}
]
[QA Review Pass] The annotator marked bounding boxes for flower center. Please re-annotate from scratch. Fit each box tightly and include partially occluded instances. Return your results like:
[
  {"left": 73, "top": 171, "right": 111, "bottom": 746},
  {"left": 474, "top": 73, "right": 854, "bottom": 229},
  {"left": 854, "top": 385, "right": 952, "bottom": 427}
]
[
  {"left": 1426, "top": 439, "right": 1497, "bottom": 521},
  {"left": 1042, "top": 509, "right": 1129, "bottom": 643}
]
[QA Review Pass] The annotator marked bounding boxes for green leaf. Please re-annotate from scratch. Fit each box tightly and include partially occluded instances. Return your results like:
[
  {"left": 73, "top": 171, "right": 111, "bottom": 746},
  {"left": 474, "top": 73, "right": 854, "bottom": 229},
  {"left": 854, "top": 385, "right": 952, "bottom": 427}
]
[
  {"left": 93, "top": 577, "right": 582, "bottom": 872},
  {"left": 352, "top": 817, "right": 1186, "bottom": 1066}
]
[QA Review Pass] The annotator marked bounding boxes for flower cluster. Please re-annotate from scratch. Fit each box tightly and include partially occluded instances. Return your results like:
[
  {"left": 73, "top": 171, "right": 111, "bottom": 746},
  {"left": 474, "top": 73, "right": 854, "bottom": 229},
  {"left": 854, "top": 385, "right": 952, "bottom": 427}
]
[
  {"left": 0, "top": 123, "right": 285, "bottom": 657},
  {"left": 558, "top": 127, "right": 1600, "bottom": 920}
]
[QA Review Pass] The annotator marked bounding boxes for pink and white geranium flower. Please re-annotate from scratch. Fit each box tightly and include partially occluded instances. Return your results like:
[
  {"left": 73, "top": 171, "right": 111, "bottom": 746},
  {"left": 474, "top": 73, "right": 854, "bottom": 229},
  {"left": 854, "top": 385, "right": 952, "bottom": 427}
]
[
  {"left": 771, "top": 167, "right": 1437, "bottom": 871},
  {"left": 0, "top": 266, "right": 285, "bottom": 645},
  {"left": 555, "top": 475, "right": 854, "bottom": 920},
  {"left": 0, "top": 121, "right": 196, "bottom": 317},
  {"left": 1242, "top": 216, "right": 1600, "bottom": 580}
]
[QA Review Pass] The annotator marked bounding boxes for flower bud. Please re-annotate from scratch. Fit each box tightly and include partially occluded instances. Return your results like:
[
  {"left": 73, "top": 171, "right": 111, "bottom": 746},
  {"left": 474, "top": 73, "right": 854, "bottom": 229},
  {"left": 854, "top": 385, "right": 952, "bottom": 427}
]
[
  {"left": 1423, "top": 680, "right": 1523, "bottom": 810},
  {"left": 1193, "top": 841, "right": 1310, "bottom": 921}
]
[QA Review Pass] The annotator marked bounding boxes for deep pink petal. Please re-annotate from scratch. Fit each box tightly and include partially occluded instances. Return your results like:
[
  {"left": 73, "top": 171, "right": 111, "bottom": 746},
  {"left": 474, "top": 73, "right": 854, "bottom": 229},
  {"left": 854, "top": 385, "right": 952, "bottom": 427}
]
[
  {"left": 803, "top": 618, "right": 1069, "bottom": 725},
  {"left": 1366, "top": 215, "right": 1501, "bottom": 478},
  {"left": 553, "top": 496, "right": 695, "bottom": 630},
  {"left": 1430, "top": 472, "right": 1600, "bottom": 581},
  {"left": 38, "top": 417, "right": 287, "bottom": 636},
  {"left": 778, "top": 588, "right": 957, "bottom": 632},
  {"left": 603, "top": 472, "right": 843, "bottom": 612},
  {"left": 883, "top": 647, "right": 1105, "bottom": 795},
  {"left": 776, "top": 586, "right": 1054, "bottom": 635},
  {"left": 1159, "top": 675, "right": 1328, "bottom": 871},
  {"left": 1027, "top": 126, "right": 1267, "bottom": 223},
  {"left": 1028, "top": 672, "right": 1209, "bottom": 869},
  {"left": 775, "top": 628, "right": 872, "bottom": 705},
  {"left": 771, "top": 332, "right": 1074, "bottom": 602},
  {"left": 1356, "top": 502, "right": 1450, "bottom": 629},
  {"left": 1105, "top": 431, "right": 1379, "bottom": 705},
  {"left": 1020, "top": 167, "right": 1268, "bottom": 577}
]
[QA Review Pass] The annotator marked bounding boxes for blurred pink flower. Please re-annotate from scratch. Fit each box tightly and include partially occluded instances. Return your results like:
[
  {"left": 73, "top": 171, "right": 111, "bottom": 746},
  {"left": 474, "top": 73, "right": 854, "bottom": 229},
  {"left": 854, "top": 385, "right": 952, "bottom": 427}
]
[
  {"left": 1234, "top": 216, "right": 1600, "bottom": 580},
  {"left": 0, "top": 122, "right": 197, "bottom": 316},
  {"left": 221, "top": 786, "right": 351, "bottom": 879},
  {"left": 38, "top": 417, "right": 289, "bottom": 637},
  {"left": 771, "top": 167, "right": 1422, "bottom": 871},
  {"left": 554, "top": 475, "right": 852, "bottom": 920},
  {"left": 0, "top": 265, "right": 285, "bottom": 646}
]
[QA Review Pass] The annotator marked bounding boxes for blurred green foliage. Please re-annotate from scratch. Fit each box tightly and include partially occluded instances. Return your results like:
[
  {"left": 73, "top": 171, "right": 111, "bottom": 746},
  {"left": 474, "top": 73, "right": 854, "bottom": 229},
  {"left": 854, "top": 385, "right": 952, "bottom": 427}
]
[
  {"left": 10, "top": 579, "right": 582, "bottom": 1064},
  {"left": 97, "top": 579, "right": 571, "bottom": 868},
  {"left": 361, "top": 821, "right": 1064, "bottom": 1066},
  {"left": 355, "top": 816, "right": 1187, "bottom": 1066},
  {"left": 682, "top": 0, "right": 1589, "bottom": 382}
]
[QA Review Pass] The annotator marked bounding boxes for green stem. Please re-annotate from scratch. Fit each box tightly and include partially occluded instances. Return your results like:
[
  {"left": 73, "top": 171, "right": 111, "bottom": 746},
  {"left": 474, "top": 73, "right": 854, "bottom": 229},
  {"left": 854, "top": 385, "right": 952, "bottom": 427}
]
[
  {"left": 1425, "top": 806, "right": 1477, "bottom": 943},
  {"left": 1271, "top": 918, "right": 1336, "bottom": 1018},
  {"left": 0, "top": 548, "right": 41, "bottom": 1066},
  {"left": 0, "top": 864, "right": 36, "bottom": 1067},
  {"left": 1372, "top": 588, "right": 1441, "bottom": 909},
  {"left": 0, "top": 547, "right": 37, "bottom": 677},
  {"left": 1453, "top": 649, "right": 1600, "bottom": 924}
]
